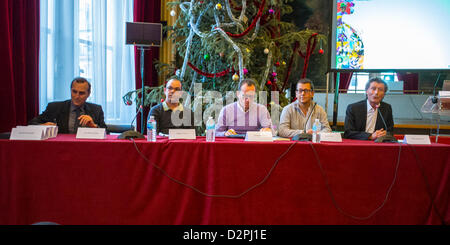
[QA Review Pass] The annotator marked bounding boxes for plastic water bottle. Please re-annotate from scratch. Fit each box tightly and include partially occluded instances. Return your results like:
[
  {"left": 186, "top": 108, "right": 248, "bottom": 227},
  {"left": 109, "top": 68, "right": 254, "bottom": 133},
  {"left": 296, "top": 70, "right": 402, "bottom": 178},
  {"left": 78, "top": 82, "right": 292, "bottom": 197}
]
[
  {"left": 147, "top": 115, "right": 157, "bottom": 142},
  {"left": 206, "top": 116, "right": 215, "bottom": 142},
  {"left": 312, "top": 118, "right": 321, "bottom": 143}
]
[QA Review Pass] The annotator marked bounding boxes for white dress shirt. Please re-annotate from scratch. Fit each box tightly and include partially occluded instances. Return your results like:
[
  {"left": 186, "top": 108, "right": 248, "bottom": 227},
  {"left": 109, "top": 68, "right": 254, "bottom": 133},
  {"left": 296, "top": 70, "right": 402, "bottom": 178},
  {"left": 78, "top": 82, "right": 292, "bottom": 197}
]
[{"left": 365, "top": 100, "right": 378, "bottom": 133}]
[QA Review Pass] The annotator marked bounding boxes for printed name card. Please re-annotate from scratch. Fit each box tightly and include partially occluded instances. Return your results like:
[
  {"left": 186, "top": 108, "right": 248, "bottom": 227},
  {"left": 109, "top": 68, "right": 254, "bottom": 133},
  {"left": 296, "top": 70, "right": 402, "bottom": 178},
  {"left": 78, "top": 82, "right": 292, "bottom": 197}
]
[
  {"left": 403, "top": 135, "right": 431, "bottom": 145},
  {"left": 169, "top": 129, "right": 196, "bottom": 140},
  {"left": 319, "top": 132, "right": 343, "bottom": 142},
  {"left": 76, "top": 127, "right": 106, "bottom": 139},
  {"left": 10, "top": 127, "right": 46, "bottom": 140},
  {"left": 245, "top": 131, "right": 273, "bottom": 142}
]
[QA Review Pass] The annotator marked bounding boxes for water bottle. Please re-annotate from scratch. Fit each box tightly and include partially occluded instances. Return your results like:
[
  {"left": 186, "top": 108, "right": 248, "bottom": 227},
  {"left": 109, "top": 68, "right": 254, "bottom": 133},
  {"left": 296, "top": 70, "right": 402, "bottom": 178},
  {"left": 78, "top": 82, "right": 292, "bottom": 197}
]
[
  {"left": 312, "top": 118, "right": 321, "bottom": 143},
  {"left": 206, "top": 116, "right": 215, "bottom": 142},
  {"left": 147, "top": 115, "right": 157, "bottom": 142}
]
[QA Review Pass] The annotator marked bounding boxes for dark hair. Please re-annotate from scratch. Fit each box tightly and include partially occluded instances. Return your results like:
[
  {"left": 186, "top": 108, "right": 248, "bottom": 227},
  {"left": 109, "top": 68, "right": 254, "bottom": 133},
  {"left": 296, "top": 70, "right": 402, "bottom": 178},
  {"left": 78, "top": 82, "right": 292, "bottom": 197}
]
[
  {"left": 365, "top": 77, "right": 388, "bottom": 92},
  {"left": 238, "top": 78, "right": 257, "bottom": 90},
  {"left": 296, "top": 78, "right": 315, "bottom": 91},
  {"left": 71, "top": 77, "right": 91, "bottom": 93}
]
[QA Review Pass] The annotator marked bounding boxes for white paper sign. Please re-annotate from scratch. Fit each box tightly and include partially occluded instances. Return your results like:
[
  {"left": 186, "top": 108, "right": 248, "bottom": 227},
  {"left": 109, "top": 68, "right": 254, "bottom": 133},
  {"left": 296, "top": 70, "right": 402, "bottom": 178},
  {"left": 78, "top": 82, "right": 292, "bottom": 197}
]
[
  {"left": 319, "top": 132, "right": 343, "bottom": 142},
  {"left": 169, "top": 129, "right": 196, "bottom": 140},
  {"left": 245, "top": 131, "right": 273, "bottom": 142},
  {"left": 76, "top": 127, "right": 106, "bottom": 139},
  {"left": 10, "top": 127, "right": 46, "bottom": 140},
  {"left": 403, "top": 135, "right": 431, "bottom": 145},
  {"left": 26, "top": 125, "right": 58, "bottom": 138}
]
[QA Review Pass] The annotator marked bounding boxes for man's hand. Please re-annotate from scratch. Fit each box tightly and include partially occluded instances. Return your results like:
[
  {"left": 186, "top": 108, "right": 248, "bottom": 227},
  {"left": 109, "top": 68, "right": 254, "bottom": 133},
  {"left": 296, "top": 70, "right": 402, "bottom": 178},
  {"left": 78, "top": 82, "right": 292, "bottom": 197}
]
[
  {"left": 224, "top": 129, "right": 237, "bottom": 136},
  {"left": 260, "top": 127, "right": 272, "bottom": 132},
  {"left": 369, "top": 129, "right": 386, "bottom": 140},
  {"left": 78, "top": 115, "right": 98, "bottom": 128},
  {"left": 306, "top": 129, "right": 313, "bottom": 134},
  {"left": 41, "top": 122, "right": 56, "bottom": 126}
]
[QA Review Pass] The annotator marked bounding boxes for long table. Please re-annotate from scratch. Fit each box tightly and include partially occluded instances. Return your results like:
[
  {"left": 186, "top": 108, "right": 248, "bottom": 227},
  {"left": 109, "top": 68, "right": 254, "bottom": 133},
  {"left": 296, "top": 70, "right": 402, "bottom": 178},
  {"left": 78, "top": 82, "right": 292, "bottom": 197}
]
[{"left": 1, "top": 135, "right": 449, "bottom": 225}]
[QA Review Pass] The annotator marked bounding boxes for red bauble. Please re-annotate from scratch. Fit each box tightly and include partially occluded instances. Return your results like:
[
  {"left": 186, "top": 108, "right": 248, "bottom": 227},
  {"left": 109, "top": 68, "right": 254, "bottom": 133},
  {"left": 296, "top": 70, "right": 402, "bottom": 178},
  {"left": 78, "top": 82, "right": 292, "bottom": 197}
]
[
  {"left": 319, "top": 49, "right": 324, "bottom": 54},
  {"left": 275, "top": 62, "right": 280, "bottom": 67},
  {"left": 267, "top": 81, "right": 272, "bottom": 85}
]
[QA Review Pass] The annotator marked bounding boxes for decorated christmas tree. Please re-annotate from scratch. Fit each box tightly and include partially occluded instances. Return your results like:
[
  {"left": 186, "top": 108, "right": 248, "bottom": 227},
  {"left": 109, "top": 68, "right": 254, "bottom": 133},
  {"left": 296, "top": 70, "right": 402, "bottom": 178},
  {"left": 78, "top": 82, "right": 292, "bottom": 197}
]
[{"left": 124, "top": 0, "right": 326, "bottom": 127}]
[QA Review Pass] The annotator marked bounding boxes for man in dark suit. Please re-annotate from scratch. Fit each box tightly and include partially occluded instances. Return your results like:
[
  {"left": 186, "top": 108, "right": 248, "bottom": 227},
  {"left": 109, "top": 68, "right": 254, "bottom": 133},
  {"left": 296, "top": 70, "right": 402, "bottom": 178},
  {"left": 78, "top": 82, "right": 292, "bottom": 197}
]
[
  {"left": 29, "top": 77, "right": 106, "bottom": 134},
  {"left": 344, "top": 77, "right": 394, "bottom": 140}
]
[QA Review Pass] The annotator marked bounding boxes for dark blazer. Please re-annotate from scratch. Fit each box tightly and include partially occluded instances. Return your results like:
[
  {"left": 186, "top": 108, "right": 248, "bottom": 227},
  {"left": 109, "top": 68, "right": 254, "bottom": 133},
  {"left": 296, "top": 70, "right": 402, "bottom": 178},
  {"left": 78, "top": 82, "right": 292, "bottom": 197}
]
[
  {"left": 29, "top": 100, "right": 107, "bottom": 134},
  {"left": 344, "top": 100, "right": 394, "bottom": 140}
]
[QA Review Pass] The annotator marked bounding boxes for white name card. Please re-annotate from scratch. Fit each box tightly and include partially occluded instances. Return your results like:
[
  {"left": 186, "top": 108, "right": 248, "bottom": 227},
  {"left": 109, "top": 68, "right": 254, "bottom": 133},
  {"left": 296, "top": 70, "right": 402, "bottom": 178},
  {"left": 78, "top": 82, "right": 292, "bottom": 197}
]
[
  {"left": 26, "top": 125, "right": 58, "bottom": 138},
  {"left": 76, "top": 127, "right": 106, "bottom": 139},
  {"left": 245, "top": 131, "right": 273, "bottom": 142},
  {"left": 403, "top": 135, "right": 431, "bottom": 145},
  {"left": 169, "top": 129, "right": 196, "bottom": 140},
  {"left": 319, "top": 132, "right": 343, "bottom": 142},
  {"left": 10, "top": 127, "right": 46, "bottom": 140}
]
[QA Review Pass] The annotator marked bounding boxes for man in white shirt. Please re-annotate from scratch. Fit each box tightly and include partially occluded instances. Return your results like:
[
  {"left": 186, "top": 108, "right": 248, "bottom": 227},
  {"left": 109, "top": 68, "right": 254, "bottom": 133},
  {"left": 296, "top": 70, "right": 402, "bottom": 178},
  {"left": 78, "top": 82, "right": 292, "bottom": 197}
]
[{"left": 278, "top": 78, "right": 331, "bottom": 138}]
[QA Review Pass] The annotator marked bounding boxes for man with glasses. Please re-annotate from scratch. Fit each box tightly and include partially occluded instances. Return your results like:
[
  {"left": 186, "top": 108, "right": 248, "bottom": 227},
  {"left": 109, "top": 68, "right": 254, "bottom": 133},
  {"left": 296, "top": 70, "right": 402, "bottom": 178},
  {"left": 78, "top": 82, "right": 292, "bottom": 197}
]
[
  {"left": 148, "top": 78, "right": 195, "bottom": 135},
  {"left": 216, "top": 78, "right": 273, "bottom": 136},
  {"left": 344, "top": 77, "right": 394, "bottom": 140},
  {"left": 278, "top": 78, "right": 331, "bottom": 138},
  {"left": 29, "top": 77, "right": 106, "bottom": 134}
]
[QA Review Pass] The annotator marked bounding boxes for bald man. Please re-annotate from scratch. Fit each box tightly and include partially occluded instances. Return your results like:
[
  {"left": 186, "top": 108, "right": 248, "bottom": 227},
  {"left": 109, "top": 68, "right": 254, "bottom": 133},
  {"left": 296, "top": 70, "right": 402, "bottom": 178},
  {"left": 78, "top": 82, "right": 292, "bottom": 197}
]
[{"left": 148, "top": 78, "right": 196, "bottom": 134}]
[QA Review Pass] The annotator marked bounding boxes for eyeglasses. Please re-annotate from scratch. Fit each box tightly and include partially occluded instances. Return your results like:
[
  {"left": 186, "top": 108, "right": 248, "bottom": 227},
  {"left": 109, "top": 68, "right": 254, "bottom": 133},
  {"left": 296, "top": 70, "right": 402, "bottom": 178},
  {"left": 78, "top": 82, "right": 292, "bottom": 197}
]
[
  {"left": 240, "top": 94, "right": 255, "bottom": 100},
  {"left": 296, "top": 89, "right": 313, "bottom": 93},
  {"left": 166, "top": 86, "right": 181, "bottom": 92}
]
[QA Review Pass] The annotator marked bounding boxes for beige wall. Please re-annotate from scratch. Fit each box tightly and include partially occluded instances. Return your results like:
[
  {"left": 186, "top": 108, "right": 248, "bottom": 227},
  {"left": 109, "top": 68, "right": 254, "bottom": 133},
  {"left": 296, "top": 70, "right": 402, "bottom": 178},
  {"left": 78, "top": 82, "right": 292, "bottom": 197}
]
[{"left": 159, "top": 0, "right": 176, "bottom": 85}]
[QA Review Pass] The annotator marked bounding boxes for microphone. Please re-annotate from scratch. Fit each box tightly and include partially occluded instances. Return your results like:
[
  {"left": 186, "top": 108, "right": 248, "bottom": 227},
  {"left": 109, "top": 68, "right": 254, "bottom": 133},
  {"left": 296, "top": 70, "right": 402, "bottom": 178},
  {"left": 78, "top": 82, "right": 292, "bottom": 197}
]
[
  {"left": 118, "top": 105, "right": 145, "bottom": 139},
  {"left": 374, "top": 104, "right": 397, "bottom": 143},
  {"left": 292, "top": 102, "right": 317, "bottom": 141}
]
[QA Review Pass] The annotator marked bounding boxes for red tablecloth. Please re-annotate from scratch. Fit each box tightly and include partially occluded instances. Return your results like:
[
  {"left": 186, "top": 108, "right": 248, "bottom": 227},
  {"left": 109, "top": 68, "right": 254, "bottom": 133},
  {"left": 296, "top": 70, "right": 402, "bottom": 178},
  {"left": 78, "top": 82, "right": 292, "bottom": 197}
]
[{"left": 0, "top": 135, "right": 449, "bottom": 225}]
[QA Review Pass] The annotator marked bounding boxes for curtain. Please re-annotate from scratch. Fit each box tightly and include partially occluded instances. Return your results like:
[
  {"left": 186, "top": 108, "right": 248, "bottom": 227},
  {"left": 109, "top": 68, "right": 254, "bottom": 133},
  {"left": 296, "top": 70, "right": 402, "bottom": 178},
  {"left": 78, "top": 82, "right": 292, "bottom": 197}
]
[
  {"left": 0, "top": 0, "right": 40, "bottom": 133},
  {"left": 39, "top": 0, "right": 136, "bottom": 125},
  {"left": 133, "top": 0, "right": 161, "bottom": 132},
  {"left": 397, "top": 72, "right": 419, "bottom": 94},
  {"left": 335, "top": 72, "right": 353, "bottom": 94}
]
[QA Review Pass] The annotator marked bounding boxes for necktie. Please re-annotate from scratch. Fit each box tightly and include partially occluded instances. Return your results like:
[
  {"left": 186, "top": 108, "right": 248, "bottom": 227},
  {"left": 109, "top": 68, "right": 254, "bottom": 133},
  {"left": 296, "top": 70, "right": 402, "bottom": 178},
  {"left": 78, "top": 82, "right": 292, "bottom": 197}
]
[{"left": 74, "top": 107, "right": 81, "bottom": 133}]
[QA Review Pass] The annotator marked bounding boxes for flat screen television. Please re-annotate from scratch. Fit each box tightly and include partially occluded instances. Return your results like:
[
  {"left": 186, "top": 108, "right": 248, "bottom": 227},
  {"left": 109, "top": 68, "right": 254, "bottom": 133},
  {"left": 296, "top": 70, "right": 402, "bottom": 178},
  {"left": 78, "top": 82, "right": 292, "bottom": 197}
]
[{"left": 330, "top": 0, "right": 450, "bottom": 71}]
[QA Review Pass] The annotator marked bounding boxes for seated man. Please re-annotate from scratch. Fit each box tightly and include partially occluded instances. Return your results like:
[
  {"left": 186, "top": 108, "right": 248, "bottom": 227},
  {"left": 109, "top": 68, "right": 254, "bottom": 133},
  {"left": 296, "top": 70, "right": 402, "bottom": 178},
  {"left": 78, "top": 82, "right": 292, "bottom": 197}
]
[
  {"left": 148, "top": 78, "right": 195, "bottom": 135},
  {"left": 29, "top": 77, "right": 106, "bottom": 133},
  {"left": 278, "top": 78, "right": 331, "bottom": 138},
  {"left": 344, "top": 77, "right": 394, "bottom": 140},
  {"left": 215, "top": 78, "right": 272, "bottom": 136}
]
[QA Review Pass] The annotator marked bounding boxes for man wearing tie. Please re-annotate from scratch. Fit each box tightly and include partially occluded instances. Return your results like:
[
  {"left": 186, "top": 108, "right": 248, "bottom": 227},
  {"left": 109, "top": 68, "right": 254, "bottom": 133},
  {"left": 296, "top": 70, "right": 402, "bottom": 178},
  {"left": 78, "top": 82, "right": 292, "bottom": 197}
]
[
  {"left": 344, "top": 77, "right": 394, "bottom": 140},
  {"left": 29, "top": 77, "right": 106, "bottom": 134}
]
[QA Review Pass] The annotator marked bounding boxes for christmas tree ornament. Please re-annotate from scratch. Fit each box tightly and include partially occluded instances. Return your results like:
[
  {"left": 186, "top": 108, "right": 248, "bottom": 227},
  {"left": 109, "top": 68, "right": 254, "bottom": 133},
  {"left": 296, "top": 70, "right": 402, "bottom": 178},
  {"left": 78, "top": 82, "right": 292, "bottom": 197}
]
[
  {"left": 215, "top": 3, "right": 222, "bottom": 10},
  {"left": 282, "top": 61, "right": 286, "bottom": 66},
  {"left": 161, "top": 99, "right": 164, "bottom": 103},
  {"left": 267, "top": 81, "right": 272, "bottom": 85},
  {"left": 232, "top": 73, "right": 239, "bottom": 81},
  {"left": 275, "top": 61, "right": 280, "bottom": 67},
  {"left": 246, "top": 48, "right": 251, "bottom": 53},
  {"left": 264, "top": 48, "right": 269, "bottom": 54},
  {"left": 272, "top": 72, "right": 277, "bottom": 77},
  {"left": 269, "top": 9, "right": 275, "bottom": 14},
  {"left": 170, "top": 10, "right": 176, "bottom": 17},
  {"left": 204, "top": 54, "right": 210, "bottom": 60},
  {"left": 243, "top": 68, "right": 248, "bottom": 75},
  {"left": 319, "top": 48, "right": 324, "bottom": 54},
  {"left": 219, "top": 52, "right": 224, "bottom": 57}
]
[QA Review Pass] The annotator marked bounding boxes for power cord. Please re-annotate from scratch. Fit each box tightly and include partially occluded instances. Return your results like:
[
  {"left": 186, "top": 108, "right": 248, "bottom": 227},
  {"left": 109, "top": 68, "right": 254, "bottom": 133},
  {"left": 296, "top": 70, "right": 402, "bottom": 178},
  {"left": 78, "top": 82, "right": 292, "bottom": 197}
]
[
  {"left": 130, "top": 138, "right": 298, "bottom": 198},
  {"left": 309, "top": 142, "right": 402, "bottom": 221}
]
